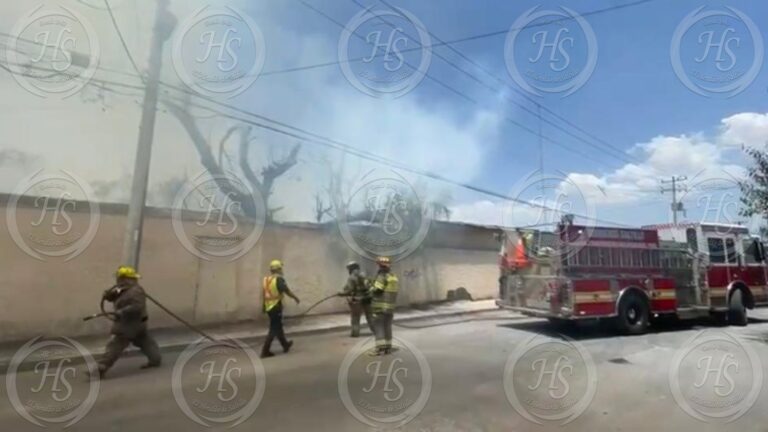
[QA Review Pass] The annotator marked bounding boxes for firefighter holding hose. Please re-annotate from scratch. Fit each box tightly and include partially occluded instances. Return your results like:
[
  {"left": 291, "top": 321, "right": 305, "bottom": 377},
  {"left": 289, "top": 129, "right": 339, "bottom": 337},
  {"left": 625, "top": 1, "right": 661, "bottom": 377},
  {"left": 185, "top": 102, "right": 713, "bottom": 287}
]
[
  {"left": 369, "top": 257, "right": 399, "bottom": 356},
  {"left": 338, "top": 261, "right": 375, "bottom": 337},
  {"left": 96, "top": 266, "right": 161, "bottom": 378}
]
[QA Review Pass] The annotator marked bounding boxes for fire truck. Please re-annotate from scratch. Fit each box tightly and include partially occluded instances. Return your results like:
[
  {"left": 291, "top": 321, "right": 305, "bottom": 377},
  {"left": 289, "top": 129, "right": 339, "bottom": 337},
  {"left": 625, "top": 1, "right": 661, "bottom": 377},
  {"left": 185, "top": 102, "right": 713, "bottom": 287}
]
[{"left": 495, "top": 218, "right": 768, "bottom": 334}]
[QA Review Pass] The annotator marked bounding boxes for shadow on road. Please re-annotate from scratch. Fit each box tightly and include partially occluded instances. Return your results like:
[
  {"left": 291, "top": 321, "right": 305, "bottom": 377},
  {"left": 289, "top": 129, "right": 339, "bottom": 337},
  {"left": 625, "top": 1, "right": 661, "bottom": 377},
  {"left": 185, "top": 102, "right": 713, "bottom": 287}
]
[{"left": 498, "top": 315, "right": 768, "bottom": 341}]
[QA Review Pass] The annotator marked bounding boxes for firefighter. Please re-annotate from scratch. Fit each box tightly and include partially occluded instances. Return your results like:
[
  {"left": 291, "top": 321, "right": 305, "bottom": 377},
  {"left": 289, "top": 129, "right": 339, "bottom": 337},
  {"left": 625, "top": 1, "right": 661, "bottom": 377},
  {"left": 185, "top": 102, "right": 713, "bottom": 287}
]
[
  {"left": 369, "top": 256, "right": 399, "bottom": 356},
  {"left": 97, "top": 266, "right": 161, "bottom": 378},
  {"left": 261, "top": 260, "right": 301, "bottom": 358},
  {"left": 338, "top": 261, "right": 374, "bottom": 337}
]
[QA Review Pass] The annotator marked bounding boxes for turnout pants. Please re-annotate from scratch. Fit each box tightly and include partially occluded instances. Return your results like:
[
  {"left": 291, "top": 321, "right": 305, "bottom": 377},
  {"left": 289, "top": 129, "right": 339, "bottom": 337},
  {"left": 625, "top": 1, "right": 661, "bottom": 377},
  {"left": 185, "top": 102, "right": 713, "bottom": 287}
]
[
  {"left": 262, "top": 306, "right": 290, "bottom": 354},
  {"left": 373, "top": 311, "right": 394, "bottom": 351},
  {"left": 98, "top": 326, "right": 161, "bottom": 373},
  {"left": 348, "top": 300, "right": 374, "bottom": 337}
]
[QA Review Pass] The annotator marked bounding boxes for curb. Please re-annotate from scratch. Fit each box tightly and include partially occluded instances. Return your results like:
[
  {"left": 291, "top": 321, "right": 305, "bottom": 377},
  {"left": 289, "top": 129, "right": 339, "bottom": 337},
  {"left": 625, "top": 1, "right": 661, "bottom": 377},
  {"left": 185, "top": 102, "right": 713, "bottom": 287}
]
[{"left": 0, "top": 306, "right": 517, "bottom": 375}]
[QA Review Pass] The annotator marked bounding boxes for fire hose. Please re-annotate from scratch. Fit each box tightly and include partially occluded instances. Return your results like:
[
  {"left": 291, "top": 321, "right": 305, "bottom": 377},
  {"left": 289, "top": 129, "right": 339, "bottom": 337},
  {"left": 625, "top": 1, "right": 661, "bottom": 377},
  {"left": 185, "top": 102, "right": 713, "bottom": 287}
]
[
  {"left": 285, "top": 293, "right": 344, "bottom": 319},
  {"left": 82, "top": 287, "right": 345, "bottom": 346},
  {"left": 83, "top": 285, "right": 235, "bottom": 347},
  {"left": 83, "top": 286, "right": 502, "bottom": 337}
]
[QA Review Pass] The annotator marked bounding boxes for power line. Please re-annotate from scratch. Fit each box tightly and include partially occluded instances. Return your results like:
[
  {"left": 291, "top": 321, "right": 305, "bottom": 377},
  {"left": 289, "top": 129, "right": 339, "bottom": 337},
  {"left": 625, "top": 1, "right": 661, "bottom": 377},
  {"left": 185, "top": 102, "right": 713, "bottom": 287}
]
[
  {"left": 367, "top": 0, "right": 642, "bottom": 165},
  {"left": 260, "top": 0, "right": 658, "bottom": 79},
  {"left": 297, "top": 0, "right": 633, "bottom": 167},
  {"left": 2, "top": 0, "right": 652, "bottom": 166},
  {"left": 0, "top": 43, "right": 629, "bottom": 227},
  {"left": 297, "top": 0, "right": 473, "bottom": 104},
  {"left": 104, "top": 0, "right": 143, "bottom": 80}
]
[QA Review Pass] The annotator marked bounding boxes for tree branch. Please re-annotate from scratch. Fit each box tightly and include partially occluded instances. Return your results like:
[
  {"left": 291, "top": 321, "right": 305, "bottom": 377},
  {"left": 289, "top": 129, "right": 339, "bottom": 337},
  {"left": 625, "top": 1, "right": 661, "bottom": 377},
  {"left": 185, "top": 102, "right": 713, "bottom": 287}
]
[{"left": 163, "top": 97, "right": 256, "bottom": 217}]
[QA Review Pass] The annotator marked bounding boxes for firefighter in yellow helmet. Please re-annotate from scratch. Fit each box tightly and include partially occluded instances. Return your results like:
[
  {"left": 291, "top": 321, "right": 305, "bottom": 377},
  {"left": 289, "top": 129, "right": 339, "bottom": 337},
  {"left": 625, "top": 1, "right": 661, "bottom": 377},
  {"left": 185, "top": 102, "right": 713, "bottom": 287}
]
[
  {"left": 97, "top": 266, "right": 161, "bottom": 377},
  {"left": 260, "top": 260, "right": 300, "bottom": 358},
  {"left": 338, "top": 261, "right": 374, "bottom": 337},
  {"left": 369, "top": 256, "right": 399, "bottom": 356}
]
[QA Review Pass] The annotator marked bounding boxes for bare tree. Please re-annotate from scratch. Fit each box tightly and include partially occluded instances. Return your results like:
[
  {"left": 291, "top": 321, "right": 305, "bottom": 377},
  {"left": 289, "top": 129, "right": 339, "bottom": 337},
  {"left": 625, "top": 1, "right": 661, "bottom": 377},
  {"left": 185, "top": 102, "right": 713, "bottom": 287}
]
[
  {"left": 313, "top": 192, "right": 333, "bottom": 223},
  {"left": 163, "top": 94, "right": 301, "bottom": 221}
]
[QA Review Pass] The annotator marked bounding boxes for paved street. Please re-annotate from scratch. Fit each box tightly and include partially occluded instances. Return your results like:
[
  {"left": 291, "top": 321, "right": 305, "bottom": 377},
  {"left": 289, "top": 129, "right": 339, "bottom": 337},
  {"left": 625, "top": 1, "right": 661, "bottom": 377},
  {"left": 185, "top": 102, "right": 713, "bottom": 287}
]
[{"left": 3, "top": 310, "right": 768, "bottom": 431}]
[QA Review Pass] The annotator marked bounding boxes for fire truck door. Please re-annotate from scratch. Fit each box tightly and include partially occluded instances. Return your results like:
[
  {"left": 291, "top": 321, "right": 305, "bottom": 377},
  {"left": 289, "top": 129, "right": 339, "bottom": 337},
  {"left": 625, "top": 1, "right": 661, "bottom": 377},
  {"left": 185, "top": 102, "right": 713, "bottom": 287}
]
[
  {"left": 726, "top": 237, "right": 740, "bottom": 282},
  {"left": 705, "top": 237, "right": 733, "bottom": 301},
  {"left": 742, "top": 238, "right": 768, "bottom": 302}
]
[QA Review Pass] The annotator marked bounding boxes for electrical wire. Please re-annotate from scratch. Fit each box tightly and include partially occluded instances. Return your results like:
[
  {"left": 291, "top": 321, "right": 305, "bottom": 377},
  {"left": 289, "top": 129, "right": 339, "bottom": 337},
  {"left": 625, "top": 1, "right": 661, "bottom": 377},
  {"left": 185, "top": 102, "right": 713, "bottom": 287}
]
[
  {"left": 0, "top": 40, "right": 631, "bottom": 227},
  {"left": 356, "top": 0, "right": 642, "bottom": 165},
  {"left": 375, "top": 0, "right": 648, "bottom": 164},
  {"left": 297, "top": 0, "right": 632, "bottom": 167},
  {"left": 2, "top": 0, "right": 653, "bottom": 167},
  {"left": 261, "top": 0, "right": 659, "bottom": 78},
  {"left": 103, "top": 0, "right": 143, "bottom": 80}
]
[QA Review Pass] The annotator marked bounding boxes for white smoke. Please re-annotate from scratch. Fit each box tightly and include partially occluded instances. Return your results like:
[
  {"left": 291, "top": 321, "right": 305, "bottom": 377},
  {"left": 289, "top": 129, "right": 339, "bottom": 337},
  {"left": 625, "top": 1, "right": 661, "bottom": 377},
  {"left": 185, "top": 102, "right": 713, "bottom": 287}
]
[{"left": 0, "top": 0, "right": 504, "bottom": 222}]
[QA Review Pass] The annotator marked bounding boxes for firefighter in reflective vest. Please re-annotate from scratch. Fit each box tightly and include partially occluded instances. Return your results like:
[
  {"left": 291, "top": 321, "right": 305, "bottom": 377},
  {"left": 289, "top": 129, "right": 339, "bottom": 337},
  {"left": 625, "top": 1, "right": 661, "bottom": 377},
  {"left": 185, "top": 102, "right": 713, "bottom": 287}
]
[
  {"left": 370, "top": 256, "right": 399, "bottom": 356},
  {"left": 338, "top": 261, "right": 374, "bottom": 337},
  {"left": 261, "top": 260, "right": 300, "bottom": 359}
]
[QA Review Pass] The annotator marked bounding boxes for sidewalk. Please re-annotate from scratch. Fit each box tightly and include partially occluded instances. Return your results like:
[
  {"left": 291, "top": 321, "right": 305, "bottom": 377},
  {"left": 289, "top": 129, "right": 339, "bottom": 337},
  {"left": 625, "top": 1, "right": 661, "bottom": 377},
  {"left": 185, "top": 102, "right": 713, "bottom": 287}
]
[{"left": 0, "top": 299, "right": 519, "bottom": 374}]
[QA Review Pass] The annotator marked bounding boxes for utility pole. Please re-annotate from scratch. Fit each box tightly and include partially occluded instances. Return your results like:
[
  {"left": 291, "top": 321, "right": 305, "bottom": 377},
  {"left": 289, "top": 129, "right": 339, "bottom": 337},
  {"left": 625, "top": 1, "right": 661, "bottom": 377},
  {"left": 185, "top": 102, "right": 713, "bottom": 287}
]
[
  {"left": 661, "top": 175, "right": 688, "bottom": 224},
  {"left": 121, "top": 0, "right": 176, "bottom": 269}
]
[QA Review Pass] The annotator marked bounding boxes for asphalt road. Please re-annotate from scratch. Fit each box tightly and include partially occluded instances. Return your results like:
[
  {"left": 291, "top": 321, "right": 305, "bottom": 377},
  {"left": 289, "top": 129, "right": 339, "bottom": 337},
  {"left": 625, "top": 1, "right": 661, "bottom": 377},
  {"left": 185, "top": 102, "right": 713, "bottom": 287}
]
[{"left": 3, "top": 310, "right": 768, "bottom": 432}]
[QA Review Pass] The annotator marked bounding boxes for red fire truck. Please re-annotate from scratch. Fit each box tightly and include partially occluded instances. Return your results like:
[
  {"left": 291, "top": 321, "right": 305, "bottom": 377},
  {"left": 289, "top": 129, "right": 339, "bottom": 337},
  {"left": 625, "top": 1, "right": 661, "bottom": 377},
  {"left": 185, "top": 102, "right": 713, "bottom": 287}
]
[{"left": 495, "top": 219, "right": 768, "bottom": 334}]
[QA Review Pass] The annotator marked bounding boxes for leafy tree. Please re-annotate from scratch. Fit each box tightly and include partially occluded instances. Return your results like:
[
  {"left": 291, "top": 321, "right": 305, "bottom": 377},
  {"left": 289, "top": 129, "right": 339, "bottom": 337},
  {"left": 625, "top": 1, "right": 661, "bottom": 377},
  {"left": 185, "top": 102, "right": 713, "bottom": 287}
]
[{"left": 739, "top": 145, "right": 768, "bottom": 222}]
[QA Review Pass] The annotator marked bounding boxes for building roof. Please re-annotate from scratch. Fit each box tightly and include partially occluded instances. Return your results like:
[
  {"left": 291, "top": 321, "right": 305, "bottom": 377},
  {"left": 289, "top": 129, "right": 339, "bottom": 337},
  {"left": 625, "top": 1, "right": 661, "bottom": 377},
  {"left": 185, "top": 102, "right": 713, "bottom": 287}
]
[{"left": 643, "top": 222, "right": 749, "bottom": 234}]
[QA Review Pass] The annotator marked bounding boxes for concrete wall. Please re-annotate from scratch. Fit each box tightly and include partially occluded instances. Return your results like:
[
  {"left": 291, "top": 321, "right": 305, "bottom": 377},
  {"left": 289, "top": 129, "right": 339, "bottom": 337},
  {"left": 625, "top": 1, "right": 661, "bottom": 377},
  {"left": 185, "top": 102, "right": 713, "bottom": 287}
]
[{"left": 0, "top": 194, "right": 500, "bottom": 342}]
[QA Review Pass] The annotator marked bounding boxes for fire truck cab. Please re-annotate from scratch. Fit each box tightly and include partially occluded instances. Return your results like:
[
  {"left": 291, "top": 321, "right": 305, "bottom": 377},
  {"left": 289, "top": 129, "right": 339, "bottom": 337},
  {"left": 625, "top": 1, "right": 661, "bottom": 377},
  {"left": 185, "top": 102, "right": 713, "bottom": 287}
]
[
  {"left": 495, "top": 220, "right": 768, "bottom": 334},
  {"left": 648, "top": 222, "right": 768, "bottom": 314}
]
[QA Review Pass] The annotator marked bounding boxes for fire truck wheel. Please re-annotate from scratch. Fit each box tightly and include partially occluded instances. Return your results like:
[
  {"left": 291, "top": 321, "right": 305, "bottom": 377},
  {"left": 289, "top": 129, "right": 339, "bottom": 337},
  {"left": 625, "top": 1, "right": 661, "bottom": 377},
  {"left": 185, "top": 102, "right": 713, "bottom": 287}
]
[
  {"left": 728, "top": 290, "right": 748, "bottom": 327},
  {"left": 616, "top": 294, "right": 649, "bottom": 335}
]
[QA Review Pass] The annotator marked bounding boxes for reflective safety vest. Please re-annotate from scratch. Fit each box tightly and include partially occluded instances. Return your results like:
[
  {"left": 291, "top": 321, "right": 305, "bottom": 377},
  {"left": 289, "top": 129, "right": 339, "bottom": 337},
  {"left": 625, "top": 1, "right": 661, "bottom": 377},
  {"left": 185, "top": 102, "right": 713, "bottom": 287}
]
[
  {"left": 513, "top": 237, "right": 530, "bottom": 268},
  {"left": 263, "top": 275, "right": 283, "bottom": 312},
  {"left": 371, "top": 273, "right": 399, "bottom": 313}
]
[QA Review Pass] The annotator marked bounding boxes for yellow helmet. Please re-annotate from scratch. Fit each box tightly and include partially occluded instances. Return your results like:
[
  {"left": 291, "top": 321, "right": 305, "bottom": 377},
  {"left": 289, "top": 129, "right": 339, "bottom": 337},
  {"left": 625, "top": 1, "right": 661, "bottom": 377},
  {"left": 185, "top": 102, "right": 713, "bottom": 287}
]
[
  {"left": 269, "top": 260, "right": 283, "bottom": 271},
  {"left": 376, "top": 256, "right": 391, "bottom": 267},
  {"left": 116, "top": 265, "right": 140, "bottom": 279}
]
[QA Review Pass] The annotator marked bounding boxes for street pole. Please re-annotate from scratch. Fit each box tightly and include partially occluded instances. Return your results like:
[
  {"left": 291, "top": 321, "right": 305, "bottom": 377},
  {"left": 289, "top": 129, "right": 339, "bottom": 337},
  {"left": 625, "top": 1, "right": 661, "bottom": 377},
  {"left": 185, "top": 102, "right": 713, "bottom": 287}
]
[
  {"left": 671, "top": 177, "right": 677, "bottom": 224},
  {"left": 661, "top": 175, "right": 687, "bottom": 225},
  {"left": 121, "top": 0, "right": 176, "bottom": 269}
]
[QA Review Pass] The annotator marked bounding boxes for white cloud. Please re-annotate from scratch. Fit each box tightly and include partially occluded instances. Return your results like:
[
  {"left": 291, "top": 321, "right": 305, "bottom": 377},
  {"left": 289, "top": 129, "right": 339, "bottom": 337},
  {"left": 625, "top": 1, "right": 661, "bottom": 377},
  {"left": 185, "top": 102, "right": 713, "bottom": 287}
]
[
  {"left": 453, "top": 113, "right": 756, "bottom": 227},
  {"left": 719, "top": 112, "right": 768, "bottom": 148}
]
